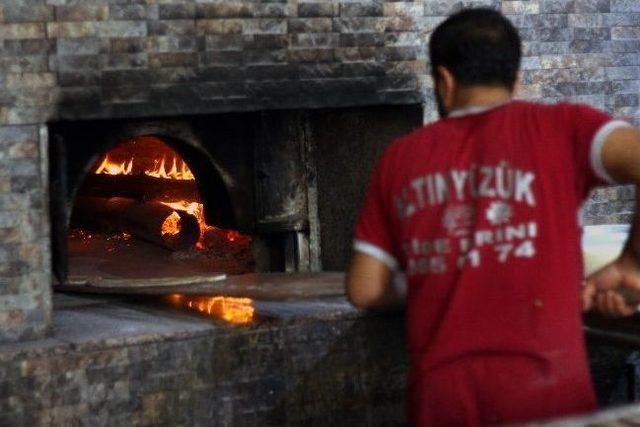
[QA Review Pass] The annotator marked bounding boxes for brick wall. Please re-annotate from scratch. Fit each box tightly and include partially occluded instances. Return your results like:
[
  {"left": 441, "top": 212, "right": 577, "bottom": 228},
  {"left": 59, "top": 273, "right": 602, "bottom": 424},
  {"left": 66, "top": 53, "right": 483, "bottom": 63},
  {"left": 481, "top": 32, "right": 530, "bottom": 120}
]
[{"left": 0, "top": 0, "right": 638, "bottom": 342}]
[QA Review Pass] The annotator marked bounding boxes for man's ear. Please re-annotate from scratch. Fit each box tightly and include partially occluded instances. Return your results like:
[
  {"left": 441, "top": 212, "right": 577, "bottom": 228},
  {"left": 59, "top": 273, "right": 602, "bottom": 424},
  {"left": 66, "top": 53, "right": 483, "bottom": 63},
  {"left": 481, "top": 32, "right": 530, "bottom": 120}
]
[
  {"left": 512, "top": 71, "right": 522, "bottom": 96},
  {"left": 436, "top": 66, "right": 456, "bottom": 109},
  {"left": 436, "top": 66, "right": 455, "bottom": 91}
]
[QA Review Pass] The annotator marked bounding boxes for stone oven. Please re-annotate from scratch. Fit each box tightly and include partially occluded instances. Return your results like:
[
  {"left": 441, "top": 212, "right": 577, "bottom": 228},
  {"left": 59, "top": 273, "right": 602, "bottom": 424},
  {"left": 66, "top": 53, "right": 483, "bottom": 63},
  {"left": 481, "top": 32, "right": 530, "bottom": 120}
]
[
  {"left": 0, "top": 0, "right": 639, "bottom": 424},
  {"left": 48, "top": 106, "right": 421, "bottom": 284},
  {"left": 0, "top": 0, "right": 632, "bottom": 341}
]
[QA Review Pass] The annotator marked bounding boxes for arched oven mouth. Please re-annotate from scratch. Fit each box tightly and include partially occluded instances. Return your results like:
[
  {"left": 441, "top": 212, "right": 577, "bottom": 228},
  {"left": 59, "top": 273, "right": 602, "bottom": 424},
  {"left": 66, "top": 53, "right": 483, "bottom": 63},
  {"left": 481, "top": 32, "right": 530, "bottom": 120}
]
[
  {"left": 67, "top": 135, "right": 255, "bottom": 282},
  {"left": 48, "top": 113, "right": 309, "bottom": 288}
]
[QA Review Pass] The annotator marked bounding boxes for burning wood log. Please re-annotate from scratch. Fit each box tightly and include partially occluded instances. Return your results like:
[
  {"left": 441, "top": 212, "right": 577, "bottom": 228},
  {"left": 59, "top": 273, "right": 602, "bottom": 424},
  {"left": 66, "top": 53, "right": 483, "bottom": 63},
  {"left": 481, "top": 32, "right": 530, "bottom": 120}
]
[
  {"left": 78, "top": 174, "right": 199, "bottom": 203},
  {"left": 72, "top": 196, "right": 200, "bottom": 251}
]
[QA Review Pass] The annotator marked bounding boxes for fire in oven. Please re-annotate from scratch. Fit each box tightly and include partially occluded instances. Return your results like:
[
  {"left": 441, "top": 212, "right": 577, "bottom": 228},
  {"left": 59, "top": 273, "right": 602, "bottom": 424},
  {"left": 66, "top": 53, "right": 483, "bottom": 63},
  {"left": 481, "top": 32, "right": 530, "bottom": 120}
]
[{"left": 68, "top": 135, "right": 254, "bottom": 280}]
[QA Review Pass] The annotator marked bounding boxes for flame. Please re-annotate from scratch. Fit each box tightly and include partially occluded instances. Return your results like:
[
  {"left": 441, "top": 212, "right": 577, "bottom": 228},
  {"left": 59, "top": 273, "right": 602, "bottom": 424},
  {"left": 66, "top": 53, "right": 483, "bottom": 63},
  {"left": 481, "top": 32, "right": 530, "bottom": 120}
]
[
  {"left": 95, "top": 154, "right": 133, "bottom": 176},
  {"left": 93, "top": 151, "right": 250, "bottom": 250},
  {"left": 94, "top": 154, "right": 194, "bottom": 181},
  {"left": 145, "top": 156, "right": 194, "bottom": 180},
  {"left": 161, "top": 211, "right": 181, "bottom": 236},
  {"left": 167, "top": 294, "right": 254, "bottom": 324}
]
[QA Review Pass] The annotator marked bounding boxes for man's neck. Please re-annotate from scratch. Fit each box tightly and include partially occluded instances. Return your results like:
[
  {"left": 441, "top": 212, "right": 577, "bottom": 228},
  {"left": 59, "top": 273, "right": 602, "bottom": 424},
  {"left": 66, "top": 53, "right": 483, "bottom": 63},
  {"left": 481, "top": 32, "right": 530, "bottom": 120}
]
[{"left": 449, "top": 86, "right": 513, "bottom": 112}]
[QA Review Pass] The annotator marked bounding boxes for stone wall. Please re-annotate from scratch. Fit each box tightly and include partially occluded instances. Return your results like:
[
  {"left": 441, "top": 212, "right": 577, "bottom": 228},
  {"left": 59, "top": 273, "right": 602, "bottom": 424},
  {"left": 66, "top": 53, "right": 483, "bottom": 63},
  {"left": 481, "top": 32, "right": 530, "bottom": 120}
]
[
  {"left": 0, "top": 295, "right": 407, "bottom": 426},
  {"left": 583, "top": 185, "right": 636, "bottom": 225},
  {"left": 0, "top": 0, "right": 638, "bottom": 342}
]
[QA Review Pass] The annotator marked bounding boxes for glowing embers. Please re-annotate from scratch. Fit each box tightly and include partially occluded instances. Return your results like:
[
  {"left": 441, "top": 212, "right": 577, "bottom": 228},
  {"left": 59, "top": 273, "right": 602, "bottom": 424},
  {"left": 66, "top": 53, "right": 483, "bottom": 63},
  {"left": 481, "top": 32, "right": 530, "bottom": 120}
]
[
  {"left": 160, "top": 200, "right": 250, "bottom": 249},
  {"left": 161, "top": 211, "right": 182, "bottom": 237},
  {"left": 167, "top": 294, "right": 255, "bottom": 324},
  {"left": 69, "top": 228, "right": 132, "bottom": 253}
]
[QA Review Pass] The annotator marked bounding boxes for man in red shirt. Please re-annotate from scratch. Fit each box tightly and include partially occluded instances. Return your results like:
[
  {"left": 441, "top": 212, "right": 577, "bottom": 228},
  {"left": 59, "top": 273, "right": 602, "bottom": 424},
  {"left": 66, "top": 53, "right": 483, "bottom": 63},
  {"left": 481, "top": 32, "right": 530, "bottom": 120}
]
[{"left": 346, "top": 8, "right": 640, "bottom": 426}]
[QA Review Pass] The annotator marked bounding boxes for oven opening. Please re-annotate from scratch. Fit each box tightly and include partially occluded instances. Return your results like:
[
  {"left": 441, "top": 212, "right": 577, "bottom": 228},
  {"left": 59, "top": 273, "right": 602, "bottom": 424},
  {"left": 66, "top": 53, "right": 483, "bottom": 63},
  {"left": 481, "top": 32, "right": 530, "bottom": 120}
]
[{"left": 66, "top": 135, "right": 254, "bottom": 282}]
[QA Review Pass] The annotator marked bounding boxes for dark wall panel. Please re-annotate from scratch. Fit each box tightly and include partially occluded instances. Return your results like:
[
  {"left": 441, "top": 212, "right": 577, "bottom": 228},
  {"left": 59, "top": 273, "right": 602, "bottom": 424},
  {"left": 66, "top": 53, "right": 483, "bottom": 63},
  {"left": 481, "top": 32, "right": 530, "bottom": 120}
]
[{"left": 313, "top": 105, "right": 423, "bottom": 271}]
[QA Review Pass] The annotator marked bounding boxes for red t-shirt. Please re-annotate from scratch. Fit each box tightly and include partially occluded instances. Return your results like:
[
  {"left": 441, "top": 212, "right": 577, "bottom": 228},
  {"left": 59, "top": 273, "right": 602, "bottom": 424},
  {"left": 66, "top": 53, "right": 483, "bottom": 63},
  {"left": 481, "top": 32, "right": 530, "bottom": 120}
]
[{"left": 354, "top": 100, "right": 632, "bottom": 425}]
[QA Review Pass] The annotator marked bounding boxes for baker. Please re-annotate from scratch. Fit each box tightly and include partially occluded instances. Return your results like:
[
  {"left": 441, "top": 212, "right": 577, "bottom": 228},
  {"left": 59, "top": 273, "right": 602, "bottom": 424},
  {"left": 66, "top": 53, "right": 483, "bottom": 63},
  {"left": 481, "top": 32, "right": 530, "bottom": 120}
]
[{"left": 345, "top": 8, "right": 640, "bottom": 426}]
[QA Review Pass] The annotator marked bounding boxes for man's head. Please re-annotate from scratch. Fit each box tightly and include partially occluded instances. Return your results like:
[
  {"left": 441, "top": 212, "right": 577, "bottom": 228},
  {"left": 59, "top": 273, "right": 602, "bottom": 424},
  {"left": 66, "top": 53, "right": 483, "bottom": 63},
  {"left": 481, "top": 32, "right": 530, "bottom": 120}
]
[{"left": 429, "top": 8, "right": 521, "bottom": 117}]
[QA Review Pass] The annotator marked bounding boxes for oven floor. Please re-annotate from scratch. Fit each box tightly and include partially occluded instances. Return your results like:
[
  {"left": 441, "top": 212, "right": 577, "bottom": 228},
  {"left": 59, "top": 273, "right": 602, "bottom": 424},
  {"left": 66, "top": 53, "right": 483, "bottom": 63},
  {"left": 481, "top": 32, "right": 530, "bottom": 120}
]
[{"left": 67, "top": 231, "right": 253, "bottom": 282}]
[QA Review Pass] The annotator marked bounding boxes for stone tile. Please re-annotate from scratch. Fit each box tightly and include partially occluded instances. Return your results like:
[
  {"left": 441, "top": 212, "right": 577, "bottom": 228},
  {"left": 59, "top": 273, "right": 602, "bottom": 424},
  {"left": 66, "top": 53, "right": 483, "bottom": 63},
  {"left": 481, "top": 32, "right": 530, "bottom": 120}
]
[
  {"left": 299, "top": 2, "right": 339, "bottom": 18},
  {"left": 108, "top": 4, "right": 154, "bottom": 21},
  {"left": 242, "top": 49, "right": 286, "bottom": 65},
  {"left": 6, "top": 73, "right": 55, "bottom": 89},
  {"left": 606, "top": 66, "right": 640, "bottom": 80},
  {"left": 242, "top": 18, "right": 287, "bottom": 35},
  {"left": 96, "top": 21, "right": 147, "bottom": 38},
  {"left": 569, "top": 13, "right": 605, "bottom": 27},
  {"left": 287, "top": 48, "right": 334, "bottom": 63},
  {"left": 58, "top": 71, "right": 100, "bottom": 88},
  {"left": 101, "top": 85, "right": 150, "bottom": 104},
  {"left": 56, "top": 37, "right": 108, "bottom": 55},
  {"left": 100, "top": 70, "right": 151, "bottom": 87},
  {"left": 611, "top": 0, "right": 640, "bottom": 11},
  {"left": 244, "top": 34, "right": 289, "bottom": 50},
  {"left": 195, "top": 2, "right": 254, "bottom": 19},
  {"left": 604, "top": 13, "right": 640, "bottom": 26},
  {"left": 2, "top": 5, "right": 53, "bottom": 23},
  {"left": 3, "top": 39, "right": 53, "bottom": 56},
  {"left": 53, "top": 55, "right": 100, "bottom": 72},
  {"left": 0, "top": 126, "right": 37, "bottom": 147},
  {"left": 55, "top": 5, "right": 109, "bottom": 22},
  {"left": 519, "top": 27, "right": 572, "bottom": 42},
  {"left": 612, "top": 27, "right": 640, "bottom": 40},
  {"left": 573, "top": 0, "right": 611, "bottom": 12},
  {"left": 333, "top": 17, "right": 387, "bottom": 33},
  {"left": 0, "top": 23, "right": 45, "bottom": 39},
  {"left": 523, "top": 14, "right": 569, "bottom": 28},
  {"left": 149, "top": 52, "right": 197, "bottom": 68},
  {"left": 501, "top": 1, "right": 541, "bottom": 14},
  {"left": 195, "top": 19, "right": 243, "bottom": 35},
  {"left": 291, "top": 33, "right": 339, "bottom": 49},
  {"left": 197, "top": 82, "right": 246, "bottom": 99},
  {"left": 148, "top": 20, "right": 196, "bottom": 36},
  {"left": 109, "top": 37, "right": 148, "bottom": 54},
  {"left": 612, "top": 53, "right": 640, "bottom": 66},
  {"left": 383, "top": 2, "right": 424, "bottom": 17},
  {"left": 146, "top": 35, "right": 198, "bottom": 53},
  {"left": 46, "top": 22, "right": 97, "bottom": 38},
  {"left": 340, "top": 33, "right": 385, "bottom": 47},
  {"left": 574, "top": 27, "right": 611, "bottom": 40},
  {"left": 424, "top": 0, "right": 500, "bottom": 15},
  {"left": 341, "top": 2, "right": 384, "bottom": 17},
  {"left": 385, "top": 15, "right": 421, "bottom": 32},
  {"left": 101, "top": 53, "right": 148, "bottom": 70},
  {"left": 288, "top": 18, "right": 333, "bottom": 33},
  {"left": 254, "top": 3, "right": 290, "bottom": 18},
  {"left": 158, "top": 4, "right": 196, "bottom": 20}
]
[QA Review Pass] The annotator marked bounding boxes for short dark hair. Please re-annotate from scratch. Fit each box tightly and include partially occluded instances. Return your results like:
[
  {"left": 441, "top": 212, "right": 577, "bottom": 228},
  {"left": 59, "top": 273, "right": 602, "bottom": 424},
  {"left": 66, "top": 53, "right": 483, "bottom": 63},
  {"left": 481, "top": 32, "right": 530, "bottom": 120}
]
[{"left": 429, "top": 8, "right": 521, "bottom": 88}]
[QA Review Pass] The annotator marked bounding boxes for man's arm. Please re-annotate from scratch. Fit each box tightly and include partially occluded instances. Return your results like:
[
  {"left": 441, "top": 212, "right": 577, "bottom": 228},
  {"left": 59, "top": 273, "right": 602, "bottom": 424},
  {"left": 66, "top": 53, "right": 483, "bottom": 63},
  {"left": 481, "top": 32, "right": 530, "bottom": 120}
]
[
  {"left": 584, "top": 126, "right": 640, "bottom": 316},
  {"left": 345, "top": 252, "right": 405, "bottom": 311}
]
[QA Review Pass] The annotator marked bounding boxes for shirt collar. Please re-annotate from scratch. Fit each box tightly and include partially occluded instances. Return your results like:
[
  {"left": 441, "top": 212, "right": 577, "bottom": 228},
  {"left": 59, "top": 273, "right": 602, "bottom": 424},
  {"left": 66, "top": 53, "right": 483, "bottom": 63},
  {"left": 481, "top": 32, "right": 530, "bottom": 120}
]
[{"left": 448, "top": 100, "right": 511, "bottom": 118}]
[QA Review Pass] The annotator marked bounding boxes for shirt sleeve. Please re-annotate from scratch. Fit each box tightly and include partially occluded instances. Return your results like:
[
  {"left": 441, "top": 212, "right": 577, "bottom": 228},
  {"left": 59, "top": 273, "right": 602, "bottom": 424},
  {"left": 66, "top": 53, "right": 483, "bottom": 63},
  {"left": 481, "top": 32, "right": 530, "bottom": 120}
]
[
  {"left": 568, "top": 103, "right": 633, "bottom": 193},
  {"left": 353, "top": 154, "right": 399, "bottom": 270}
]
